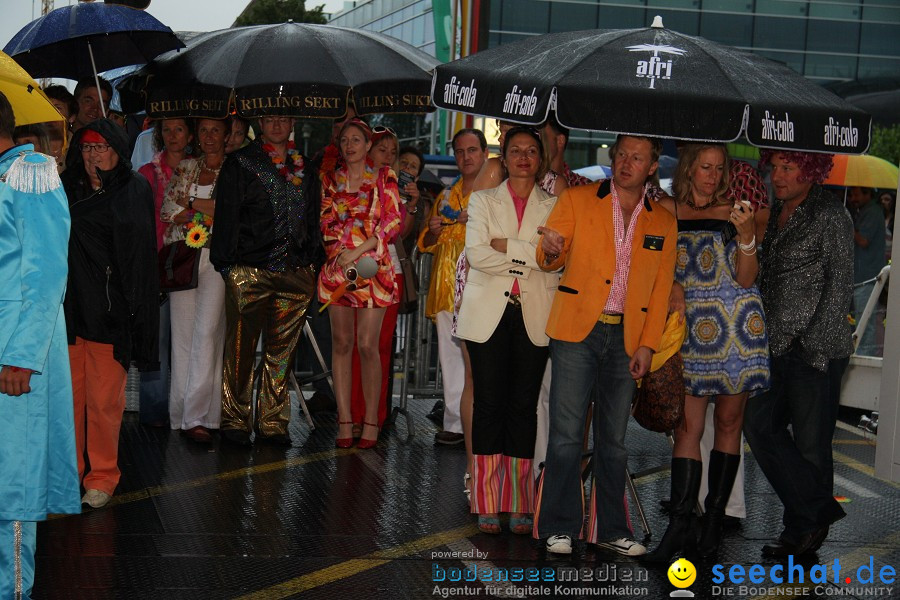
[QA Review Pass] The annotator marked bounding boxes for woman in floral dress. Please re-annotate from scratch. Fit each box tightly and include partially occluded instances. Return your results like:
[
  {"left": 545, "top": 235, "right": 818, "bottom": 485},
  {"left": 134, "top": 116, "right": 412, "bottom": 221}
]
[{"left": 319, "top": 118, "right": 401, "bottom": 449}]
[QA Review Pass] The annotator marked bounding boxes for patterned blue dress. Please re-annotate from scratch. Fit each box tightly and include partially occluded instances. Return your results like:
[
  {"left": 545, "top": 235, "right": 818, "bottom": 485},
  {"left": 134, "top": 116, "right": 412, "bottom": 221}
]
[{"left": 676, "top": 219, "right": 770, "bottom": 396}]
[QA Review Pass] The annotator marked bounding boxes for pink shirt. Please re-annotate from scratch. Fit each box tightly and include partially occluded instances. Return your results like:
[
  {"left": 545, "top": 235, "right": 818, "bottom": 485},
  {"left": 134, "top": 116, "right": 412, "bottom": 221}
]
[
  {"left": 603, "top": 180, "right": 644, "bottom": 315},
  {"left": 138, "top": 151, "right": 175, "bottom": 251},
  {"left": 507, "top": 181, "right": 528, "bottom": 296}
]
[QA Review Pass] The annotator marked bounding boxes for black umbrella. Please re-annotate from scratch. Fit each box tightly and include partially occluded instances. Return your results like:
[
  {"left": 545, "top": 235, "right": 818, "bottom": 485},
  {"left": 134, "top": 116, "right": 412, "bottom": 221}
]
[
  {"left": 123, "top": 22, "right": 439, "bottom": 119},
  {"left": 432, "top": 19, "right": 871, "bottom": 154}
]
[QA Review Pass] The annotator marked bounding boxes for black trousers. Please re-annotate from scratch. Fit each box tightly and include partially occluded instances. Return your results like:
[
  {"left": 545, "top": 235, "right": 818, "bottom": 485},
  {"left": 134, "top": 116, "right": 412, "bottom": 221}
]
[{"left": 465, "top": 304, "right": 549, "bottom": 458}]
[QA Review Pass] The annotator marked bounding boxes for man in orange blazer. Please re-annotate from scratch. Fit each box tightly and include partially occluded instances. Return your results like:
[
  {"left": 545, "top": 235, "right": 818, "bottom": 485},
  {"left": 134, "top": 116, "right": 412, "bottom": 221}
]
[{"left": 532, "top": 135, "right": 677, "bottom": 557}]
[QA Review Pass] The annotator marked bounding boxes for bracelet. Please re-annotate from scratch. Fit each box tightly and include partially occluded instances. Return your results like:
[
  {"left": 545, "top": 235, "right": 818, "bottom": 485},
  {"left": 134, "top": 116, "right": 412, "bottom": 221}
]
[
  {"left": 188, "top": 196, "right": 195, "bottom": 210},
  {"left": 739, "top": 246, "right": 757, "bottom": 256},
  {"left": 738, "top": 235, "right": 756, "bottom": 252},
  {"left": 407, "top": 205, "right": 418, "bottom": 214}
]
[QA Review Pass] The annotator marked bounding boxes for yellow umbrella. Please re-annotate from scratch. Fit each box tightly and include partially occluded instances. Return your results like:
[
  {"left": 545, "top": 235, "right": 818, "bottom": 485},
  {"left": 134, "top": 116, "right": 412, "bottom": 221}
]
[
  {"left": 0, "top": 50, "right": 64, "bottom": 127},
  {"left": 825, "top": 154, "right": 899, "bottom": 190}
]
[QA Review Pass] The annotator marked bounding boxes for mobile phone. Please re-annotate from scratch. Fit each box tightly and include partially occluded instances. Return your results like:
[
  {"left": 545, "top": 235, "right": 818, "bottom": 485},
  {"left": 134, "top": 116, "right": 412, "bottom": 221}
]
[{"left": 397, "top": 170, "right": 415, "bottom": 200}]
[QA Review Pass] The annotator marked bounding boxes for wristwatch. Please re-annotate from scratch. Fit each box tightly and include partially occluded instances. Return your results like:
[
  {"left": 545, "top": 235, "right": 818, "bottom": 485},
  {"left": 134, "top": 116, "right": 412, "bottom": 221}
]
[{"left": 188, "top": 196, "right": 195, "bottom": 210}]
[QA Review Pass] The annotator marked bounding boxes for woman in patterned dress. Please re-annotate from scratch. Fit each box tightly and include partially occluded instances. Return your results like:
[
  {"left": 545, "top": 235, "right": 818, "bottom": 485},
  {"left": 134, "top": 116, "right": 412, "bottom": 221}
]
[
  {"left": 319, "top": 118, "right": 401, "bottom": 449},
  {"left": 647, "top": 143, "right": 770, "bottom": 562}
]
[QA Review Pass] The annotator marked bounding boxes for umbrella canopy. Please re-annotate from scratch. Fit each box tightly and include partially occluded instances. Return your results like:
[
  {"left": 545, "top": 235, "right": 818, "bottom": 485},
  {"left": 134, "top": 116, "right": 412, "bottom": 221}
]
[
  {"left": 0, "top": 51, "right": 63, "bottom": 128},
  {"left": 3, "top": 2, "right": 184, "bottom": 80},
  {"left": 573, "top": 165, "right": 612, "bottom": 181},
  {"left": 123, "top": 22, "right": 439, "bottom": 120},
  {"left": 432, "top": 20, "right": 871, "bottom": 154},
  {"left": 824, "top": 154, "right": 899, "bottom": 189}
]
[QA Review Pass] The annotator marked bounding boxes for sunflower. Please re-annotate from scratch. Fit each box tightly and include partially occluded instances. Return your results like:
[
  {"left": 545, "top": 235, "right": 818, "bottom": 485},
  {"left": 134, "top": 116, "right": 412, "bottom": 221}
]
[{"left": 185, "top": 224, "right": 209, "bottom": 249}]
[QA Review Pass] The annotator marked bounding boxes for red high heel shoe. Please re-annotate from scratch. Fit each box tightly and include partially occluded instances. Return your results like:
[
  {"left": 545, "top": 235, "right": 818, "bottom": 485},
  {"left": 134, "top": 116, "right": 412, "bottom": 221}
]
[
  {"left": 336, "top": 420, "right": 354, "bottom": 448},
  {"left": 356, "top": 421, "right": 380, "bottom": 449}
]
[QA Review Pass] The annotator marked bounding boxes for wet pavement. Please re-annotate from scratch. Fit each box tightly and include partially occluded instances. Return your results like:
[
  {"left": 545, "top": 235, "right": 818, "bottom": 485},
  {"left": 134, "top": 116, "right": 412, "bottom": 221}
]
[{"left": 33, "top": 393, "right": 900, "bottom": 599}]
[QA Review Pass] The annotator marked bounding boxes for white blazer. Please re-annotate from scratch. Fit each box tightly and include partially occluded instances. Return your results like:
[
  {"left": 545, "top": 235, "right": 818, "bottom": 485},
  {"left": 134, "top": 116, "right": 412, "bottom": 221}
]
[{"left": 456, "top": 181, "right": 560, "bottom": 346}]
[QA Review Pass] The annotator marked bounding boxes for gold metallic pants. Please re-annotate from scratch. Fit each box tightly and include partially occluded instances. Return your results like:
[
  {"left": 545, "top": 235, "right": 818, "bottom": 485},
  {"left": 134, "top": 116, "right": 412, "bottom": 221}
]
[{"left": 222, "top": 265, "right": 315, "bottom": 436}]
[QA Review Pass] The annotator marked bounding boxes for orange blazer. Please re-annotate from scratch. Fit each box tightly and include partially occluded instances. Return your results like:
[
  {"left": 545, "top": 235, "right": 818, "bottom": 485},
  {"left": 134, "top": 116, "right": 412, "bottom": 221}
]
[{"left": 536, "top": 181, "right": 677, "bottom": 355}]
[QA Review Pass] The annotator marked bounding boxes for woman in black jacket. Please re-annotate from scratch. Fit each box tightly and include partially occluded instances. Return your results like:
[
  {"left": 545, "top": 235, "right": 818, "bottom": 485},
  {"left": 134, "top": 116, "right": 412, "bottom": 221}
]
[{"left": 62, "top": 118, "right": 159, "bottom": 509}]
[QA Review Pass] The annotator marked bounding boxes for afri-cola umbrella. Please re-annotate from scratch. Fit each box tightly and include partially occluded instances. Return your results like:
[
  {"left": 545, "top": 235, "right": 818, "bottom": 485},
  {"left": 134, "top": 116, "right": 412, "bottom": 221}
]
[
  {"left": 432, "top": 17, "right": 872, "bottom": 154},
  {"left": 4, "top": 2, "right": 184, "bottom": 117},
  {"left": 123, "top": 22, "right": 439, "bottom": 120}
]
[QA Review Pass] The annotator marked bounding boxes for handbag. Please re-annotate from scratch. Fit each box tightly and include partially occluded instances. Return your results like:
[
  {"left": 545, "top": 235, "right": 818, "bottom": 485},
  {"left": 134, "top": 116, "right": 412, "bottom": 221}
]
[
  {"left": 631, "top": 313, "right": 687, "bottom": 432},
  {"left": 394, "top": 240, "right": 418, "bottom": 314},
  {"left": 158, "top": 240, "right": 201, "bottom": 292},
  {"left": 632, "top": 352, "right": 685, "bottom": 432}
]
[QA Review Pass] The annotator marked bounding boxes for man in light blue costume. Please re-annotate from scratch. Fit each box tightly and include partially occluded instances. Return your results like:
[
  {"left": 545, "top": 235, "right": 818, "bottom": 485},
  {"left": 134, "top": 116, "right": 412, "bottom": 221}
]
[{"left": 0, "top": 92, "right": 80, "bottom": 598}]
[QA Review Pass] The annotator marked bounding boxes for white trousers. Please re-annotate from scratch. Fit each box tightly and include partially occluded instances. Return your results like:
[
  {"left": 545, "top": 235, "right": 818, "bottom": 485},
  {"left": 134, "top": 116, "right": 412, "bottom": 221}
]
[
  {"left": 436, "top": 311, "right": 465, "bottom": 434},
  {"left": 169, "top": 249, "right": 226, "bottom": 430},
  {"left": 699, "top": 402, "right": 747, "bottom": 518},
  {"left": 533, "top": 360, "right": 553, "bottom": 480}
]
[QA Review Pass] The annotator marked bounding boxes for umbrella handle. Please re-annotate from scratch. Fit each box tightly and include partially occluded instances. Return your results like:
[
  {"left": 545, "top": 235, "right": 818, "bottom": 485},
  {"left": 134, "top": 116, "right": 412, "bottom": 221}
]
[{"left": 87, "top": 40, "right": 107, "bottom": 119}]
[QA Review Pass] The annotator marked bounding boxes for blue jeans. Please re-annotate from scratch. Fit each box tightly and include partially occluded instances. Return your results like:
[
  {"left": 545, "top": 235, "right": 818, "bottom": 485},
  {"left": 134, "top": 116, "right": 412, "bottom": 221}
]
[
  {"left": 535, "top": 322, "right": 635, "bottom": 542},
  {"left": 743, "top": 349, "right": 847, "bottom": 541},
  {"left": 139, "top": 298, "right": 170, "bottom": 425}
]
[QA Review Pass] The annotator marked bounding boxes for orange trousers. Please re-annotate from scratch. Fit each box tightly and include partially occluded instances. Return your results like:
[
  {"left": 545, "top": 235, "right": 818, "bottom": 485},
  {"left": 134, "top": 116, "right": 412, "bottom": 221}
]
[{"left": 69, "top": 337, "right": 127, "bottom": 496}]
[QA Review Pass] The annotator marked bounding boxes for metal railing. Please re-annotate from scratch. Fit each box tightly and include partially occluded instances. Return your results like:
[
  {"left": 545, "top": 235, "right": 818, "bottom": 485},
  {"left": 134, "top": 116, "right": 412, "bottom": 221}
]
[{"left": 393, "top": 249, "right": 444, "bottom": 438}]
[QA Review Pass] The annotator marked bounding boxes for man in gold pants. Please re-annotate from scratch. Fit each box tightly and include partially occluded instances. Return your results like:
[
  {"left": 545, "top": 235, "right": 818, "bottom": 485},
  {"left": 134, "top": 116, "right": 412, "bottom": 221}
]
[{"left": 211, "top": 114, "right": 322, "bottom": 446}]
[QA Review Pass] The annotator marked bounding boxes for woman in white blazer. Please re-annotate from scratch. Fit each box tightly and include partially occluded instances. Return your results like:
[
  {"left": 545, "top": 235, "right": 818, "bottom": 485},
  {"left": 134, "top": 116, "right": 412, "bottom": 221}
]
[{"left": 456, "top": 127, "right": 560, "bottom": 535}]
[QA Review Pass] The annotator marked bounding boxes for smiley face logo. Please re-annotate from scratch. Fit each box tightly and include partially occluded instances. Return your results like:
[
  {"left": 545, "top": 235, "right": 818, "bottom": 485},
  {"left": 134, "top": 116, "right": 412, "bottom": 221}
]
[{"left": 667, "top": 558, "right": 696, "bottom": 588}]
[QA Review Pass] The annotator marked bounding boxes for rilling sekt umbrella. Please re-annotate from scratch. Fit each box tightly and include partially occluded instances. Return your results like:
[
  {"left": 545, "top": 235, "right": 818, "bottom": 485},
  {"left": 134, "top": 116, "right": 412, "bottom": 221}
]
[
  {"left": 123, "top": 22, "right": 439, "bottom": 120},
  {"left": 432, "top": 18, "right": 871, "bottom": 154}
]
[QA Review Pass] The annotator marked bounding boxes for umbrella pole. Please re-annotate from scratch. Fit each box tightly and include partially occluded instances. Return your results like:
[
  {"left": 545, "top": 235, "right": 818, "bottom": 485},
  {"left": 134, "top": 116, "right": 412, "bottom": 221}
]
[{"left": 87, "top": 40, "right": 107, "bottom": 119}]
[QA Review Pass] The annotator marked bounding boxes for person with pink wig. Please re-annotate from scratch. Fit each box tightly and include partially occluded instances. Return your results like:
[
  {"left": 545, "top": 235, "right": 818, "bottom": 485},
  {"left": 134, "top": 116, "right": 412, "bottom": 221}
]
[{"left": 743, "top": 149, "right": 853, "bottom": 558}]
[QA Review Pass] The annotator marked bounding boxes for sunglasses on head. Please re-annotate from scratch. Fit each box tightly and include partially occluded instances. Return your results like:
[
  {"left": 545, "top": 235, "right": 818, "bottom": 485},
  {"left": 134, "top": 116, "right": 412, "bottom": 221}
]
[{"left": 372, "top": 125, "right": 397, "bottom": 136}]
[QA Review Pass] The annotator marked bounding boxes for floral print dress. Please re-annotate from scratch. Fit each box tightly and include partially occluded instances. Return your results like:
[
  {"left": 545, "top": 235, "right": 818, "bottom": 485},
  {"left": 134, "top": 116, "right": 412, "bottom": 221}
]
[{"left": 318, "top": 159, "right": 402, "bottom": 308}]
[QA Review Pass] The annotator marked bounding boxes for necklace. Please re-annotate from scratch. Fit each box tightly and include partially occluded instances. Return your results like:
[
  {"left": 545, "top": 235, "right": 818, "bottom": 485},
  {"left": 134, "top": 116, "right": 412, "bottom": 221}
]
[
  {"left": 263, "top": 141, "right": 304, "bottom": 186},
  {"left": 684, "top": 195, "right": 722, "bottom": 211}
]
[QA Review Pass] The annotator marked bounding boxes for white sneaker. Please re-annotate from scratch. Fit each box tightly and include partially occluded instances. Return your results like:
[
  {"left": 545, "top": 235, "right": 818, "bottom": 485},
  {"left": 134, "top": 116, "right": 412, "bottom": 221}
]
[
  {"left": 596, "top": 537, "right": 646, "bottom": 556},
  {"left": 546, "top": 535, "right": 573, "bottom": 555},
  {"left": 81, "top": 489, "right": 111, "bottom": 509}
]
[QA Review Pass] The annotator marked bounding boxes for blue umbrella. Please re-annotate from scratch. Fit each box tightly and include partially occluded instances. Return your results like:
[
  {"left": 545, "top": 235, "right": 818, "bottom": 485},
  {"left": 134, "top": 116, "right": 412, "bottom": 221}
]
[{"left": 3, "top": 3, "right": 183, "bottom": 113}]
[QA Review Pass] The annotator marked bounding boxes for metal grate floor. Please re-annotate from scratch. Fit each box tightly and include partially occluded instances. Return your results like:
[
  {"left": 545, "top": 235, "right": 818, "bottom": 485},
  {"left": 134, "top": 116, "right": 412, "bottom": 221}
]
[{"left": 33, "top": 394, "right": 900, "bottom": 600}]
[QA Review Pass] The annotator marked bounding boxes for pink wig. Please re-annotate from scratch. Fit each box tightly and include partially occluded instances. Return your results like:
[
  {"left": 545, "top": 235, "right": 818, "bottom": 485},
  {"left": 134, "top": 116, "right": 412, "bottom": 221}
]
[{"left": 758, "top": 149, "right": 834, "bottom": 184}]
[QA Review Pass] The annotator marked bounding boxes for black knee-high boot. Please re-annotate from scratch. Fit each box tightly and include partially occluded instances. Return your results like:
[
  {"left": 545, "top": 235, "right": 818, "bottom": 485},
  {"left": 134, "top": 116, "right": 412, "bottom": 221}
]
[
  {"left": 697, "top": 450, "right": 741, "bottom": 558},
  {"left": 644, "top": 458, "right": 702, "bottom": 564}
]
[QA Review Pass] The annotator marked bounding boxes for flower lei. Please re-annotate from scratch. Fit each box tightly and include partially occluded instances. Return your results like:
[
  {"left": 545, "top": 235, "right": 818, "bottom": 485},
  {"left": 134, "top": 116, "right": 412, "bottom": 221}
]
[
  {"left": 319, "top": 143, "right": 342, "bottom": 178},
  {"left": 263, "top": 141, "right": 304, "bottom": 187},
  {"left": 333, "top": 159, "right": 377, "bottom": 247}
]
